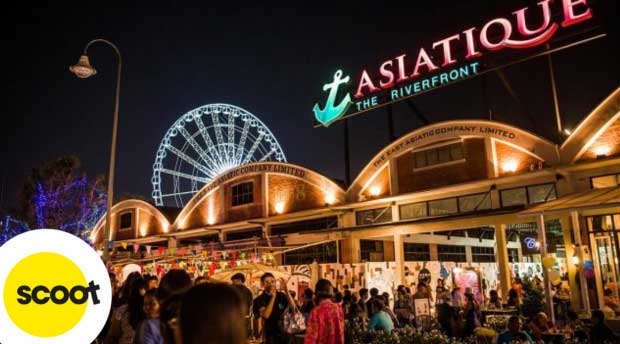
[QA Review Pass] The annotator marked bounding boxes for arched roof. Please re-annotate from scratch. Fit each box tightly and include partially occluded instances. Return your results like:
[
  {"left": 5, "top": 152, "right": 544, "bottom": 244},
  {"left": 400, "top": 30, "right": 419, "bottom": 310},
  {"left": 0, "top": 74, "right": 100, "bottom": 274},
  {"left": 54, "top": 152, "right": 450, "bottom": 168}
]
[
  {"left": 172, "top": 162, "right": 346, "bottom": 228},
  {"left": 560, "top": 87, "right": 620, "bottom": 164},
  {"left": 348, "top": 119, "right": 559, "bottom": 197},
  {"left": 92, "top": 199, "right": 172, "bottom": 241}
]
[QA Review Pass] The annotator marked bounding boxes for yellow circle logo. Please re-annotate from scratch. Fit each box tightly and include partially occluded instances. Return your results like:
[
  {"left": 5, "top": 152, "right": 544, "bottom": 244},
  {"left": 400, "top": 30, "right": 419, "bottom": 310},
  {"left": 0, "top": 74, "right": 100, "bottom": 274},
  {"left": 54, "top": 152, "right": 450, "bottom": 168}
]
[{"left": 3, "top": 252, "right": 88, "bottom": 337}]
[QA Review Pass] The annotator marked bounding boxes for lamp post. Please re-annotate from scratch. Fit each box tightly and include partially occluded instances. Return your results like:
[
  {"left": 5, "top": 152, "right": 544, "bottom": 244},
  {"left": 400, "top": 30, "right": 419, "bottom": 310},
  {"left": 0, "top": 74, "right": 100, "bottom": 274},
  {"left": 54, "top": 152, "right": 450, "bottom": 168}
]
[{"left": 70, "top": 39, "right": 122, "bottom": 262}]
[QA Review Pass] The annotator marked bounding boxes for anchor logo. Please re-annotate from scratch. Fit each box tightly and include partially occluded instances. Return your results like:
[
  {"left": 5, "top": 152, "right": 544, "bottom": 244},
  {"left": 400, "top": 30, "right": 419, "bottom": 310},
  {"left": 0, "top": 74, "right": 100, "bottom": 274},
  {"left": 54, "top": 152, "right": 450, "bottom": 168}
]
[{"left": 313, "top": 70, "right": 352, "bottom": 127}]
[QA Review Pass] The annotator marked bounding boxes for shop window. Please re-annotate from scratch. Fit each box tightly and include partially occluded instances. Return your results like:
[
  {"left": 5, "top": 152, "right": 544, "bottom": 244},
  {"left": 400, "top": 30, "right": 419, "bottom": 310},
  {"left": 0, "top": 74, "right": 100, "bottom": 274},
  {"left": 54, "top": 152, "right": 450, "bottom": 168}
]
[
  {"left": 591, "top": 174, "right": 620, "bottom": 189},
  {"left": 413, "top": 142, "right": 464, "bottom": 169},
  {"left": 231, "top": 181, "right": 254, "bottom": 206},
  {"left": 472, "top": 246, "right": 495, "bottom": 262},
  {"left": 459, "top": 193, "right": 492, "bottom": 213},
  {"left": 429, "top": 198, "right": 458, "bottom": 216},
  {"left": 361, "top": 240, "right": 384, "bottom": 261},
  {"left": 399, "top": 202, "right": 427, "bottom": 220},
  {"left": 283, "top": 242, "right": 337, "bottom": 264},
  {"left": 527, "top": 184, "right": 557, "bottom": 204},
  {"left": 356, "top": 207, "right": 392, "bottom": 225},
  {"left": 508, "top": 248, "right": 519, "bottom": 262},
  {"left": 437, "top": 245, "right": 466, "bottom": 262},
  {"left": 225, "top": 228, "right": 262, "bottom": 241},
  {"left": 404, "top": 243, "right": 431, "bottom": 261},
  {"left": 119, "top": 212, "right": 132, "bottom": 231},
  {"left": 271, "top": 216, "right": 338, "bottom": 236},
  {"left": 587, "top": 214, "right": 620, "bottom": 232}
]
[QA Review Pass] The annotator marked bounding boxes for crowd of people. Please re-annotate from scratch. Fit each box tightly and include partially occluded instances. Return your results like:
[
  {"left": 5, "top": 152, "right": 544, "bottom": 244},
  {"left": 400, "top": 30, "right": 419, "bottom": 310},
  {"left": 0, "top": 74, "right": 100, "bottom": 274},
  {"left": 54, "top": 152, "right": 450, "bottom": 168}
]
[{"left": 96, "top": 270, "right": 620, "bottom": 344}]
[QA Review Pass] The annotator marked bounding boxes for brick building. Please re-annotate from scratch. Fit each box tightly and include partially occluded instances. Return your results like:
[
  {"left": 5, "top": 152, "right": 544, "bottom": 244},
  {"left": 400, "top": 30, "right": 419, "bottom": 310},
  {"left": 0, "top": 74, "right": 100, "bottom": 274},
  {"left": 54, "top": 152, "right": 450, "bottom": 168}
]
[{"left": 93, "top": 88, "right": 620, "bottom": 314}]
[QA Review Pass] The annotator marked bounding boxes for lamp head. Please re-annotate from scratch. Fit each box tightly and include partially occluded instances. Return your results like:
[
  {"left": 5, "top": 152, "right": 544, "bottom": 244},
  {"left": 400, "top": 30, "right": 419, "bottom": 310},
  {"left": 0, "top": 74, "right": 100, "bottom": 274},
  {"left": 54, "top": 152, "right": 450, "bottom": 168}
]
[{"left": 69, "top": 55, "right": 97, "bottom": 78}]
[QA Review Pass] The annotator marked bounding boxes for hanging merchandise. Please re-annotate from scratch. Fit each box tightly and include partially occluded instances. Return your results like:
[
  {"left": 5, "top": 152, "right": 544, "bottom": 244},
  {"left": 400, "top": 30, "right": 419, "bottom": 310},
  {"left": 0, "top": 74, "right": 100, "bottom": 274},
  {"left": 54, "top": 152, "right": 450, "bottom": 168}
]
[
  {"left": 133, "top": 243, "right": 140, "bottom": 254},
  {"left": 158, "top": 246, "right": 164, "bottom": 255},
  {"left": 583, "top": 260, "right": 595, "bottom": 279},
  {"left": 121, "top": 241, "right": 128, "bottom": 249},
  {"left": 418, "top": 262, "right": 431, "bottom": 285},
  {"left": 209, "top": 262, "right": 217, "bottom": 276},
  {"left": 146, "top": 245, "right": 152, "bottom": 256},
  {"left": 440, "top": 263, "right": 450, "bottom": 279},
  {"left": 542, "top": 256, "right": 556, "bottom": 269}
]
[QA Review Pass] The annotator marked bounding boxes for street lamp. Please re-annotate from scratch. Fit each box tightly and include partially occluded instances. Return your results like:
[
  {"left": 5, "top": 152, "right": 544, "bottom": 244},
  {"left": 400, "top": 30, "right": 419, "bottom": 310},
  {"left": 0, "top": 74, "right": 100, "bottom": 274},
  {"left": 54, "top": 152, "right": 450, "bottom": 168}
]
[{"left": 70, "top": 39, "right": 122, "bottom": 262}]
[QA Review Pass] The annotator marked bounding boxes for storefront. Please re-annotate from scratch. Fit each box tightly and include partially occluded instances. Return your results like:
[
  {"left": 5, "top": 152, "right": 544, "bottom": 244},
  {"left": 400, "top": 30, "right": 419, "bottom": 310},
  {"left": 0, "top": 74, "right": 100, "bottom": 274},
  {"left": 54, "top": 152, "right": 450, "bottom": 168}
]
[{"left": 92, "top": 88, "right": 620, "bottom": 315}]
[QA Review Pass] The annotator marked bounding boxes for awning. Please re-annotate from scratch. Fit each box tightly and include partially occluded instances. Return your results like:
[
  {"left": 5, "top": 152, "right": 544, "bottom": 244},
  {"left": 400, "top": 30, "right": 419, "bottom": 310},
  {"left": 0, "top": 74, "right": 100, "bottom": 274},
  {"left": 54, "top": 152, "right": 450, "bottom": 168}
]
[{"left": 518, "top": 186, "right": 620, "bottom": 217}]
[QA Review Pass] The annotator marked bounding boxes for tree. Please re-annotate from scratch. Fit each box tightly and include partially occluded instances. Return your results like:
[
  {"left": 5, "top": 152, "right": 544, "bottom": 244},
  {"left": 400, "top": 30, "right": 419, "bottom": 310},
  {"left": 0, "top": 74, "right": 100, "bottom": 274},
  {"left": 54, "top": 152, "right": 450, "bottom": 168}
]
[
  {"left": 521, "top": 280, "right": 545, "bottom": 319},
  {"left": 18, "top": 156, "right": 107, "bottom": 241}
]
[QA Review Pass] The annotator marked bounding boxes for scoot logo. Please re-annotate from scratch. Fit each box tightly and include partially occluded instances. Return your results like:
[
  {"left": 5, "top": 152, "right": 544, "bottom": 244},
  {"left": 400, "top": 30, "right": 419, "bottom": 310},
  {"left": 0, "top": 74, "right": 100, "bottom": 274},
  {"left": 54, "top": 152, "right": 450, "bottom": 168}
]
[{"left": 0, "top": 230, "right": 112, "bottom": 344}]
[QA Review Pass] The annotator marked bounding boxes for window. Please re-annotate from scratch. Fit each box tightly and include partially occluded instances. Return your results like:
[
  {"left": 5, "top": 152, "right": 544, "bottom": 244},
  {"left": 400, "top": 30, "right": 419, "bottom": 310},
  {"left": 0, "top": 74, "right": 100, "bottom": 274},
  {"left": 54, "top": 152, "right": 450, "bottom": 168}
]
[
  {"left": 271, "top": 216, "right": 338, "bottom": 236},
  {"left": 232, "top": 181, "right": 254, "bottom": 206},
  {"left": 437, "top": 245, "right": 466, "bottom": 262},
  {"left": 429, "top": 198, "right": 458, "bottom": 216},
  {"left": 356, "top": 207, "right": 392, "bottom": 225},
  {"left": 587, "top": 214, "right": 620, "bottom": 232},
  {"left": 472, "top": 246, "right": 495, "bottom": 262},
  {"left": 527, "top": 184, "right": 557, "bottom": 204},
  {"left": 225, "top": 228, "right": 262, "bottom": 241},
  {"left": 119, "top": 212, "right": 132, "bottom": 230},
  {"left": 404, "top": 243, "right": 431, "bottom": 261},
  {"left": 361, "top": 240, "right": 385, "bottom": 261},
  {"left": 500, "top": 188, "right": 527, "bottom": 207},
  {"left": 284, "top": 242, "right": 337, "bottom": 264},
  {"left": 466, "top": 227, "right": 495, "bottom": 240},
  {"left": 508, "top": 248, "right": 519, "bottom": 262},
  {"left": 458, "top": 193, "right": 492, "bottom": 213},
  {"left": 500, "top": 183, "right": 556, "bottom": 207},
  {"left": 399, "top": 192, "right": 492, "bottom": 221},
  {"left": 413, "top": 142, "right": 464, "bottom": 169},
  {"left": 400, "top": 202, "right": 427, "bottom": 220},
  {"left": 591, "top": 174, "right": 620, "bottom": 189}
]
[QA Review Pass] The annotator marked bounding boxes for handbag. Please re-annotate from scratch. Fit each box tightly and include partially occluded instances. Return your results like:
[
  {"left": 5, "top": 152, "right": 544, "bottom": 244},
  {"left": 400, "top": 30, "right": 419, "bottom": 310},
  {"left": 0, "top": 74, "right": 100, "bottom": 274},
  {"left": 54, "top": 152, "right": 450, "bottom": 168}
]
[
  {"left": 282, "top": 291, "right": 306, "bottom": 334},
  {"left": 282, "top": 305, "right": 306, "bottom": 334}
]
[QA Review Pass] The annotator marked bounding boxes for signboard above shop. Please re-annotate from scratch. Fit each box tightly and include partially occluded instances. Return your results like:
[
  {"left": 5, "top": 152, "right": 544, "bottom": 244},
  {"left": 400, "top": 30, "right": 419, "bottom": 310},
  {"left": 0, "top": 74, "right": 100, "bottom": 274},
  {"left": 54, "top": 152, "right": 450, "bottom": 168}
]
[{"left": 312, "top": 0, "right": 603, "bottom": 127}]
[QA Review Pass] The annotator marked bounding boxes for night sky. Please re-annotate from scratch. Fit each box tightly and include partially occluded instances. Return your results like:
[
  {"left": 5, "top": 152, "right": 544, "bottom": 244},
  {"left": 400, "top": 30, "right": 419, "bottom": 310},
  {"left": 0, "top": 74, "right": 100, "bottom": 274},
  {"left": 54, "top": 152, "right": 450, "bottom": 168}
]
[{"left": 4, "top": 1, "right": 620, "bottom": 211}]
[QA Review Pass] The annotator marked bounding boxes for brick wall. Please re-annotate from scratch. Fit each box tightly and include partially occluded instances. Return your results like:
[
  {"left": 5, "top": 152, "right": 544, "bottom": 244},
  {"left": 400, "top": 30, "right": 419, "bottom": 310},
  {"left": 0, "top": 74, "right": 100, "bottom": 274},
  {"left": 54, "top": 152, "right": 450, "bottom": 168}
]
[
  {"left": 360, "top": 167, "right": 390, "bottom": 199},
  {"left": 115, "top": 210, "right": 135, "bottom": 241},
  {"left": 225, "top": 175, "right": 264, "bottom": 223},
  {"left": 181, "top": 175, "right": 264, "bottom": 229},
  {"left": 138, "top": 211, "right": 166, "bottom": 237},
  {"left": 103, "top": 207, "right": 169, "bottom": 241},
  {"left": 495, "top": 141, "right": 544, "bottom": 177},
  {"left": 396, "top": 138, "right": 488, "bottom": 194},
  {"left": 578, "top": 118, "right": 620, "bottom": 162},
  {"left": 268, "top": 175, "right": 327, "bottom": 215}
]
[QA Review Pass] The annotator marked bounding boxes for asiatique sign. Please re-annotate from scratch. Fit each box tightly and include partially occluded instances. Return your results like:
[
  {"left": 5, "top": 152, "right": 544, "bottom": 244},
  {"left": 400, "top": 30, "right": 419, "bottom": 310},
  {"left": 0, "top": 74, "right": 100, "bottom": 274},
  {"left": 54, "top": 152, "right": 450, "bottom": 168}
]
[{"left": 313, "top": 0, "right": 596, "bottom": 127}]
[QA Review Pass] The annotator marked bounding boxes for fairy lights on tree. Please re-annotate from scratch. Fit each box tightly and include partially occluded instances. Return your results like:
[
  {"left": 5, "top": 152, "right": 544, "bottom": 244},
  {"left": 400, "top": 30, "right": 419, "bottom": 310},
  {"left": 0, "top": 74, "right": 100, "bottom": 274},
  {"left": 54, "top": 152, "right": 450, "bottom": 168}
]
[{"left": 18, "top": 156, "right": 107, "bottom": 243}]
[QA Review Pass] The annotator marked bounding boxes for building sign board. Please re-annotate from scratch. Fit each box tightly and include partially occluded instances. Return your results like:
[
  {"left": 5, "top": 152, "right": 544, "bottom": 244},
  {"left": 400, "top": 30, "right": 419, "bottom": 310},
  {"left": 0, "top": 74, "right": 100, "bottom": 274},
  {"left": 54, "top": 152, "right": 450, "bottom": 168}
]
[{"left": 313, "top": 0, "right": 597, "bottom": 127}]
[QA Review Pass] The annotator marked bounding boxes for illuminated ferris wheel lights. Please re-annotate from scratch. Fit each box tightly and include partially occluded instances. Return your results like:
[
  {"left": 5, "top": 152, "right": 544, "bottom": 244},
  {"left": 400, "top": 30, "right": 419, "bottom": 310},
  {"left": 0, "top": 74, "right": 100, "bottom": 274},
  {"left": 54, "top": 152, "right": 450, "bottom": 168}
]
[{"left": 152, "top": 103, "right": 286, "bottom": 207}]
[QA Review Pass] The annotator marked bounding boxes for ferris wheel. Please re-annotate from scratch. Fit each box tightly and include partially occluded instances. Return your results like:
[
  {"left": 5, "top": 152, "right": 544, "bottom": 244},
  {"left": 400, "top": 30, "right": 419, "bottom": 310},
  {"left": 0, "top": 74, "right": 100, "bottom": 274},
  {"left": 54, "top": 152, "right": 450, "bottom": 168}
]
[{"left": 151, "top": 103, "right": 286, "bottom": 207}]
